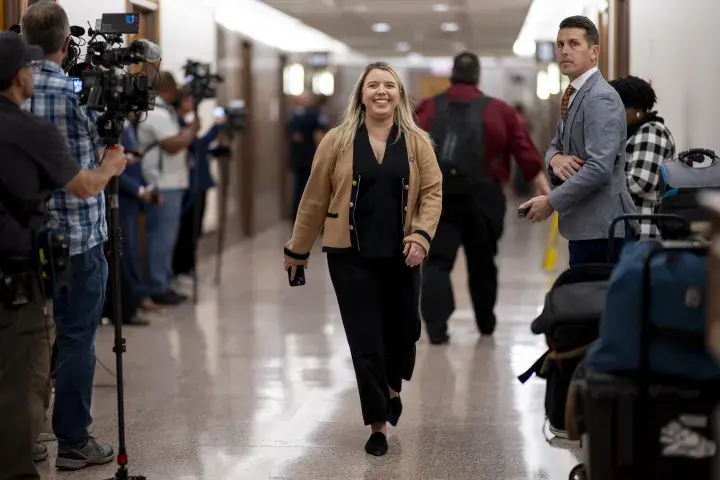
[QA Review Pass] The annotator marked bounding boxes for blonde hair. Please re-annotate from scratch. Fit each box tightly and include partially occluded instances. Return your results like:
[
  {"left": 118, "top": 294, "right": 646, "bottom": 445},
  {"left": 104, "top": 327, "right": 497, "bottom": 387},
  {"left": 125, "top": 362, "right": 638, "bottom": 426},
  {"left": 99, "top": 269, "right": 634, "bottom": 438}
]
[{"left": 332, "top": 62, "right": 433, "bottom": 157}]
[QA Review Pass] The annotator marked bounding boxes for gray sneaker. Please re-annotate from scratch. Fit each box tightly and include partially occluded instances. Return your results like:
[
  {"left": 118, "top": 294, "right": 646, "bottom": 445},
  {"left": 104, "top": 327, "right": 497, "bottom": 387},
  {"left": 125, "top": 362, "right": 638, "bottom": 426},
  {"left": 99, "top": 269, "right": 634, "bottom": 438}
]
[
  {"left": 55, "top": 437, "right": 114, "bottom": 471},
  {"left": 34, "top": 443, "right": 48, "bottom": 462}
]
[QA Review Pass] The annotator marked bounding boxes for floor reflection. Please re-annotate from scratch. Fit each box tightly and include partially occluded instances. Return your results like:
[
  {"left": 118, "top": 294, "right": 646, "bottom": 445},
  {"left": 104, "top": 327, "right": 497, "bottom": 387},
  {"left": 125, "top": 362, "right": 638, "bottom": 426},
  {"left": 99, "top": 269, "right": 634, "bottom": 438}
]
[{"left": 38, "top": 206, "right": 579, "bottom": 479}]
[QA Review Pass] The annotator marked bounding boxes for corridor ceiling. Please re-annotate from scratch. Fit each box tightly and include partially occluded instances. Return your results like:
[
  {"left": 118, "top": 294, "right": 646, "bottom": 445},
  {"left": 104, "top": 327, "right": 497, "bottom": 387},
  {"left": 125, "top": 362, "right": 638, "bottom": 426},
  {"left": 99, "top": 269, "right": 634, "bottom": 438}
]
[{"left": 259, "top": 0, "right": 533, "bottom": 57}]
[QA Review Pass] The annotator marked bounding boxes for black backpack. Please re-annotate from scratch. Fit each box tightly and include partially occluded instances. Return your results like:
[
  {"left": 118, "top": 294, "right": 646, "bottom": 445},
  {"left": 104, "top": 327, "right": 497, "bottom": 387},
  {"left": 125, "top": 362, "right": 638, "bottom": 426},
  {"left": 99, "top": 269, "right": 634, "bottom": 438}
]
[{"left": 429, "top": 93, "right": 490, "bottom": 195}]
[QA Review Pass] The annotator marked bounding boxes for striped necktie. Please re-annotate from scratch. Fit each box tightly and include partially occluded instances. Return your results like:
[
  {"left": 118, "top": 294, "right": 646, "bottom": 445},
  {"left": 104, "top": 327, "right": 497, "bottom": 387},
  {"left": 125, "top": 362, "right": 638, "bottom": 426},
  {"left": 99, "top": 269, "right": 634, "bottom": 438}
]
[{"left": 560, "top": 85, "right": 576, "bottom": 119}]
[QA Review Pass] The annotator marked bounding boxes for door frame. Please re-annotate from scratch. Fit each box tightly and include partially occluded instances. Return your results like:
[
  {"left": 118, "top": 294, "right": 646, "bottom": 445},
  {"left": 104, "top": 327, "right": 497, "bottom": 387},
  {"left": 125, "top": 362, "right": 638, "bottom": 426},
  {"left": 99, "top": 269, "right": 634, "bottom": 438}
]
[{"left": 613, "top": 0, "right": 630, "bottom": 78}]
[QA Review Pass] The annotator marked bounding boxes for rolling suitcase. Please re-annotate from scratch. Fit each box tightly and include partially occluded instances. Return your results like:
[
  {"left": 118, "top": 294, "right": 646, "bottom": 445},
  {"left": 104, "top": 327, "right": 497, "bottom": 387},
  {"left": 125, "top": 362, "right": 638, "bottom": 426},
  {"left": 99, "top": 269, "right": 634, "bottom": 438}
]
[
  {"left": 574, "top": 240, "right": 720, "bottom": 480},
  {"left": 519, "top": 214, "right": 685, "bottom": 436}
]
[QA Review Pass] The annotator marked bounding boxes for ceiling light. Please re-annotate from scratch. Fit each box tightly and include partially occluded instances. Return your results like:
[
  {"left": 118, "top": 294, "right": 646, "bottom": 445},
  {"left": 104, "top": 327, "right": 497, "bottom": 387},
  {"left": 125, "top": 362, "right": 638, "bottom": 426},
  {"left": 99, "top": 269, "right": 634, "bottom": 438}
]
[
  {"left": 395, "top": 42, "right": 411, "bottom": 52},
  {"left": 432, "top": 3, "right": 449, "bottom": 11},
  {"left": 440, "top": 22, "right": 459, "bottom": 32},
  {"left": 371, "top": 22, "right": 391, "bottom": 33}
]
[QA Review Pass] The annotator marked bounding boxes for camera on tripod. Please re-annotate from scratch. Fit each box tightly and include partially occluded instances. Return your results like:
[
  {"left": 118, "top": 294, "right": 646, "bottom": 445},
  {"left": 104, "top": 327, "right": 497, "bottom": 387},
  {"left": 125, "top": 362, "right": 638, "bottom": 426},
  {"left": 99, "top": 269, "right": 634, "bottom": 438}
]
[
  {"left": 213, "top": 99, "right": 246, "bottom": 138},
  {"left": 67, "top": 13, "right": 159, "bottom": 146},
  {"left": 183, "top": 59, "right": 224, "bottom": 106}
]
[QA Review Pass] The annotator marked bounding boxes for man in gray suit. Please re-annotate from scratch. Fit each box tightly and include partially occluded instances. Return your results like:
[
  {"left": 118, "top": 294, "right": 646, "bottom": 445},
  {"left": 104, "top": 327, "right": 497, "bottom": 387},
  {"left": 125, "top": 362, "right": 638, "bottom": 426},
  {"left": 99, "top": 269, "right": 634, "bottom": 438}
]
[{"left": 520, "top": 15, "right": 637, "bottom": 266}]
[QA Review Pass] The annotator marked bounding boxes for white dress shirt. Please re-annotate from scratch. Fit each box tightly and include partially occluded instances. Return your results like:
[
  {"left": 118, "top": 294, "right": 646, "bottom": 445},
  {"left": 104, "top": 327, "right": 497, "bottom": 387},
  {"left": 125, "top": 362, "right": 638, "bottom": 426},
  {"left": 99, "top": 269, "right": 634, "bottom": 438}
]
[{"left": 569, "top": 66, "right": 599, "bottom": 107}]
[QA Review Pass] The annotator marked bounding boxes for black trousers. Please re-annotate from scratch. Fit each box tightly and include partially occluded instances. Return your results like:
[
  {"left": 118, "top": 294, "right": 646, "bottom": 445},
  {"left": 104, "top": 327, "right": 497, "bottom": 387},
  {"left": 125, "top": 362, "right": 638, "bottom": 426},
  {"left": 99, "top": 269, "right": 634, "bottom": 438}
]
[
  {"left": 421, "top": 184, "right": 506, "bottom": 339},
  {"left": 173, "top": 191, "right": 207, "bottom": 276},
  {"left": 327, "top": 253, "right": 421, "bottom": 425}
]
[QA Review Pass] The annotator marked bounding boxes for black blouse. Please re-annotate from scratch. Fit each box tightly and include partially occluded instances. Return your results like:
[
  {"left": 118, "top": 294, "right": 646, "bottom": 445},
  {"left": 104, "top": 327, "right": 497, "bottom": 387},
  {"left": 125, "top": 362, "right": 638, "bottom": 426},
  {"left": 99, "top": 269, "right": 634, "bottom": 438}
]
[{"left": 351, "top": 124, "right": 410, "bottom": 258}]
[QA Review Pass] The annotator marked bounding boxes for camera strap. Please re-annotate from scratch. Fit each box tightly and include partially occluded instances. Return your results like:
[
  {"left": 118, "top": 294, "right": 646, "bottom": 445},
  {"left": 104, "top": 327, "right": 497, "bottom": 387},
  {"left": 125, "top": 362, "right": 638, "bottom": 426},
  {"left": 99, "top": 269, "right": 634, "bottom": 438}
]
[{"left": 138, "top": 102, "right": 176, "bottom": 175}]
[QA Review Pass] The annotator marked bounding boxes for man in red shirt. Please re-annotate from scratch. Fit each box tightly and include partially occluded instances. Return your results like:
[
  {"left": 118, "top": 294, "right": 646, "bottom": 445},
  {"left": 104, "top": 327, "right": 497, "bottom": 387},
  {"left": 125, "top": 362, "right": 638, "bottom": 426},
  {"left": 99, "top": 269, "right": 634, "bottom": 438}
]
[{"left": 415, "top": 51, "right": 549, "bottom": 344}]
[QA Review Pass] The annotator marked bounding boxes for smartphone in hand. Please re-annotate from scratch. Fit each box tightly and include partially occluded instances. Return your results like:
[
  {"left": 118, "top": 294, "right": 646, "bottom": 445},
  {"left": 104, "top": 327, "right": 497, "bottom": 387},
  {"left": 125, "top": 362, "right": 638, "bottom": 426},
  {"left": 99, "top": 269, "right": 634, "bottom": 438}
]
[{"left": 288, "top": 265, "right": 306, "bottom": 287}]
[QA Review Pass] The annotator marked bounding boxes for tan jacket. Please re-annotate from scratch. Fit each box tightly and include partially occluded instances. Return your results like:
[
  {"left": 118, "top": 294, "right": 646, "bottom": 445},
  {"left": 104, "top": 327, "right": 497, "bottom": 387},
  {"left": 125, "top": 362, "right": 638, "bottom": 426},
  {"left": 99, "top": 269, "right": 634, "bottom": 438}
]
[{"left": 284, "top": 126, "right": 443, "bottom": 265}]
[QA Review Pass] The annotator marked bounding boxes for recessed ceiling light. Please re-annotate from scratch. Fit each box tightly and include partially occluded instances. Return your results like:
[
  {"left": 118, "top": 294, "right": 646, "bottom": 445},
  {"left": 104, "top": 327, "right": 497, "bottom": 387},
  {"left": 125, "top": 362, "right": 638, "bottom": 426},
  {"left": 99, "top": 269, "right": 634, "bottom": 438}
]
[
  {"left": 371, "top": 22, "right": 391, "bottom": 33},
  {"left": 395, "top": 42, "right": 411, "bottom": 52},
  {"left": 432, "top": 3, "right": 450, "bottom": 12},
  {"left": 441, "top": 22, "right": 459, "bottom": 32}
]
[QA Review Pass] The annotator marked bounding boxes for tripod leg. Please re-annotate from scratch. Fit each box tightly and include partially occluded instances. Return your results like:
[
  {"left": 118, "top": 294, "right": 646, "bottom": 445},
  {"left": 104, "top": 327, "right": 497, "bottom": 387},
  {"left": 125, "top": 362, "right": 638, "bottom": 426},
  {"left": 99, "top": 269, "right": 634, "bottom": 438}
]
[
  {"left": 214, "top": 156, "right": 230, "bottom": 285},
  {"left": 191, "top": 187, "right": 201, "bottom": 304},
  {"left": 107, "top": 177, "right": 129, "bottom": 472}
]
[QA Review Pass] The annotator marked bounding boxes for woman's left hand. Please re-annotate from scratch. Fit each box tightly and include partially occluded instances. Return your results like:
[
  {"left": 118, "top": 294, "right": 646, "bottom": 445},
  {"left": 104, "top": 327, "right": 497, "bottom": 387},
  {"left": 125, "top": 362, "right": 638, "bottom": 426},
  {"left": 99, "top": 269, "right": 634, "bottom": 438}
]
[{"left": 403, "top": 241, "right": 426, "bottom": 268}]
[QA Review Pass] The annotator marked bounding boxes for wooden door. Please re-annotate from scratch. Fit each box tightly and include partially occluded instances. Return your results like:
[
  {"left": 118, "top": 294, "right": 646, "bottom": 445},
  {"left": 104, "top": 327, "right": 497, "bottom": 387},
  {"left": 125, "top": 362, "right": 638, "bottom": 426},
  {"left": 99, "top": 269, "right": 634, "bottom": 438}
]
[
  {"left": 598, "top": 9, "right": 610, "bottom": 78},
  {"left": 614, "top": 0, "right": 630, "bottom": 78},
  {"left": 418, "top": 76, "right": 450, "bottom": 100},
  {"left": 3, "top": 0, "right": 21, "bottom": 29},
  {"left": 239, "top": 40, "right": 254, "bottom": 237}
]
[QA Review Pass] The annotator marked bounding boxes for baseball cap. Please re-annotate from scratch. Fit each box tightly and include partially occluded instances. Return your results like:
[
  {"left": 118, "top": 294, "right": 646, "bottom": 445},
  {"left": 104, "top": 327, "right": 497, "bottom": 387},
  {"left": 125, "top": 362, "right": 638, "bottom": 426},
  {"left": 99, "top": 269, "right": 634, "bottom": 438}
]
[{"left": 0, "top": 31, "right": 44, "bottom": 83}]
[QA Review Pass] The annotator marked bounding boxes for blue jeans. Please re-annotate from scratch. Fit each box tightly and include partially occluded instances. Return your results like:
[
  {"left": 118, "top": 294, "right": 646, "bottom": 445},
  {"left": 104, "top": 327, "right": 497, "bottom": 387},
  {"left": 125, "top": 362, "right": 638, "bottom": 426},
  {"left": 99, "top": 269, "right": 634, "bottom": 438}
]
[
  {"left": 119, "top": 197, "right": 145, "bottom": 302},
  {"left": 144, "top": 189, "right": 185, "bottom": 296},
  {"left": 52, "top": 244, "right": 108, "bottom": 449}
]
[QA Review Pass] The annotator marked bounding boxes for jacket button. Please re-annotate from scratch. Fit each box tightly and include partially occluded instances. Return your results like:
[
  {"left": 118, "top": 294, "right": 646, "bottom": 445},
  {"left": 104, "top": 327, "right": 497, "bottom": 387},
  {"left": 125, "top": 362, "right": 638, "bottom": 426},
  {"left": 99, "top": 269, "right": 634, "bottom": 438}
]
[
  {"left": 349, "top": 225, "right": 354, "bottom": 231},
  {"left": 349, "top": 202, "right": 354, "bottom": 207},
  {"left": 404, "top": 185, "right": 409, "bottom": 190}
]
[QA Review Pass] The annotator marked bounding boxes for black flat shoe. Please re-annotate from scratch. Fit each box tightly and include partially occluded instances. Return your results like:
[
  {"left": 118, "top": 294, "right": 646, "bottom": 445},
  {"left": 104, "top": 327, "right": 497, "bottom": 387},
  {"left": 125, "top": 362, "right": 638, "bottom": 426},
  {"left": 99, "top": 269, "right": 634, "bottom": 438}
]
[
  {"left": 364, "top": 432, "right": 388, "bottom": 456},
  {"left": 389, "top": 396, "right": 403, "bottom": 427}
]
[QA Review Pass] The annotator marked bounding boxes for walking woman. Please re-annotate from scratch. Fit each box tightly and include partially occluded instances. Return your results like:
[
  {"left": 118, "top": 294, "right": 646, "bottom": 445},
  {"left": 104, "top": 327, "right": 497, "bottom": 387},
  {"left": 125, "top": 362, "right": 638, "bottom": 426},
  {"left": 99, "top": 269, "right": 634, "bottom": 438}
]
[
  {"left": 609, "top": 76, "right": 677, "bottom": 238},
  {"left": 283, "top": 62, "right": 442, "bottom": 456}
]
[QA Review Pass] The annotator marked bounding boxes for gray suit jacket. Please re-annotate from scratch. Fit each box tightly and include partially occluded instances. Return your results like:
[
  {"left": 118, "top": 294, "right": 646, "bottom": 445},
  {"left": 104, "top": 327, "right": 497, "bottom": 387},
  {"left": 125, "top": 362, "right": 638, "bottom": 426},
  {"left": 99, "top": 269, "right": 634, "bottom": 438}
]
[{"left": 546, "top": 70, "right": 638, "bottom": 240}]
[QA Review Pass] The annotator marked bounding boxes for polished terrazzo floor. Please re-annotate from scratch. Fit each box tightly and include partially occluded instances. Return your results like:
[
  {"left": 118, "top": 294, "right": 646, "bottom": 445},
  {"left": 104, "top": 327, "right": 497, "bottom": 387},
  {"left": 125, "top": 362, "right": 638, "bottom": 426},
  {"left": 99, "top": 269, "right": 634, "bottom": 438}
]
[{"left": 38, "top": 208, "right": 580, "bottom": 479}]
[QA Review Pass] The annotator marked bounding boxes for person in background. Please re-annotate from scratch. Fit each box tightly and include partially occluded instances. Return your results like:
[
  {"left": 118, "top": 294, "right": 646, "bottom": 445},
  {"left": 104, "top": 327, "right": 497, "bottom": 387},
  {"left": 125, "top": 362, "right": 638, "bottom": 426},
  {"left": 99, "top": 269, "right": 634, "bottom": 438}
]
[
  {"left": 520, "top": 16, "right": 637, "bottom": 268},
  {"left": 414, "top": 51, "right": 549, "bottom": 344},
  {"left": 136, "top": 72, "right": 199, "bottom": 306},
  {"left": 286, "top": 92, "right": 329, "bottom": 219},
  {"left": 513, "top": 103, "right": 533, "bottom": 196},
  {"left": 609, "top": 76, "right": 677, "bottom": 239},
  {"left": 284, "top": 62, "right": 442, "bottom": 456},
  {"left": 110, "top": 119, "right": 161, "bottom": 321},
  {"left": 172, "top": 87, "right": 226, "bottom": 281}
]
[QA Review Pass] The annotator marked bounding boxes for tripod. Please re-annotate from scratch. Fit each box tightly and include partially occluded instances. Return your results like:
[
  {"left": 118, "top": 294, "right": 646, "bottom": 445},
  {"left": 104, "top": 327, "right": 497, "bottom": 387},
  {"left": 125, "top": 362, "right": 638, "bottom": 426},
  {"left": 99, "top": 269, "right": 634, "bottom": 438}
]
[{"left": 105, "top": 170, "right": 145, "bottom": 480}]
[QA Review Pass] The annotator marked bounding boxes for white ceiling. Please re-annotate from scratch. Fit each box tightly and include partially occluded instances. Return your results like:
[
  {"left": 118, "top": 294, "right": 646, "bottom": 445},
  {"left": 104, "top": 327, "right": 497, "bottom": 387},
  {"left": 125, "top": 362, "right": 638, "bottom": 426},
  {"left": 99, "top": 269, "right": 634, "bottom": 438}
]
[{"left": 258, "top": 0, "right": 534, "bottom": 58}]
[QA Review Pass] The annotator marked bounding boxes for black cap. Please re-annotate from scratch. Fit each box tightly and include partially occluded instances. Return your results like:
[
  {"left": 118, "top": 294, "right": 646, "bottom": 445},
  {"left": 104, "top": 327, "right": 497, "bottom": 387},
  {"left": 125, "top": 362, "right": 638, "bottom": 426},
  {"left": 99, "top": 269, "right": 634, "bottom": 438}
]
[
  {"left": 0, "top": 31, "right": 44, "bottom": 84},
  {"left": 451, "top": 51, "right": 480, "bottom": 85}
]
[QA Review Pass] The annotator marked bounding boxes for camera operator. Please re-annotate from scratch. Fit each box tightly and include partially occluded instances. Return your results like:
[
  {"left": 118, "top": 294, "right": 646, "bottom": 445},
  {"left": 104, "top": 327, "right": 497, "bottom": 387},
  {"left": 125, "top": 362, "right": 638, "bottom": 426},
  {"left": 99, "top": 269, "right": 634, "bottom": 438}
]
[
  {"left": 137, "top": 71, "right": 199, "bottom": 305},
  {"left": 172, "top": 86, "right": 226, "bottom": 281},
  {"left": 20, "top": 2, "right": 124, "bottom": 469},
  {"left": 0, "top": 31, "right": 126, "bottom": 479}
]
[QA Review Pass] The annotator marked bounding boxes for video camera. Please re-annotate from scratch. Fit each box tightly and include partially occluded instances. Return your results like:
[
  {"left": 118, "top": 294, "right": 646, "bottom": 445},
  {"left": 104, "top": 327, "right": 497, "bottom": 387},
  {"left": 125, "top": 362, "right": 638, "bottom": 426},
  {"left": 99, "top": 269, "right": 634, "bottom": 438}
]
[
  {"left": 66, "top": 13, "right": 159, "bottom": 145},
  {"left": 183, "top": 59, "right": 224, "bottom": 106},
  {"left": 213, "top": 99, "right": 246, "bottom": 138}
]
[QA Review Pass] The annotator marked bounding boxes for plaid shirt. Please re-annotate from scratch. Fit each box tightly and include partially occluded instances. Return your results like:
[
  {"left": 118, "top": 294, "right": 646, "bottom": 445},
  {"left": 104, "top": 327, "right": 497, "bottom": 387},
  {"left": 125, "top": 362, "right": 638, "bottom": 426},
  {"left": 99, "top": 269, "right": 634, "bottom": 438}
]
[
  {"left": 22, "top": 61, "right": 107, "bottom": 255},
  {"left": 624, "top": 120, "right": 676, "bottom": 239}
]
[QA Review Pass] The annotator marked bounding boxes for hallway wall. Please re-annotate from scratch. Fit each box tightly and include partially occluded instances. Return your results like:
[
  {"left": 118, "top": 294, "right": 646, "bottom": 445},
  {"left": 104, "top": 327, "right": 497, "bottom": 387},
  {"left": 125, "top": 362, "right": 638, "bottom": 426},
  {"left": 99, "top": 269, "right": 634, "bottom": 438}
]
[{"left": 629, "top": 0, "right": 720, "bottom": 153}]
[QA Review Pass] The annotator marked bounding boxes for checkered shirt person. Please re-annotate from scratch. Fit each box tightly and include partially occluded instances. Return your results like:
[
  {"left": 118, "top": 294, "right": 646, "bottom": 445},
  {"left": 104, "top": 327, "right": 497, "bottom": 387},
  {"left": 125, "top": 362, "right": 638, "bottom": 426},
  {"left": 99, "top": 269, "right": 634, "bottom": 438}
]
[
  {"left": 22, "top": 60, "right": 107, "bottom": 255},
  {"left": 624, "top": 119, "right": 677, "bottom": 239}
]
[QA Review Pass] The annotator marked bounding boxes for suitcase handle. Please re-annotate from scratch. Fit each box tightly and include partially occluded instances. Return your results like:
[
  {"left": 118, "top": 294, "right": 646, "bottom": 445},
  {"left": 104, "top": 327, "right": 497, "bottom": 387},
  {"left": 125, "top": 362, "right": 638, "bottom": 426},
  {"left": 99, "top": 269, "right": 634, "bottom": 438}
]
[{"left": 607, "top": 214, "right": 689, "bottom": 262}]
